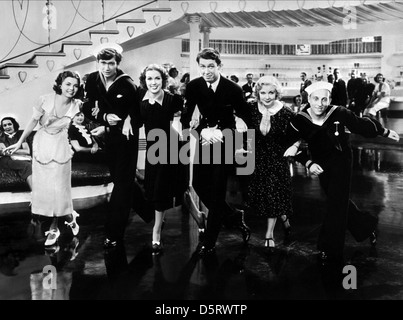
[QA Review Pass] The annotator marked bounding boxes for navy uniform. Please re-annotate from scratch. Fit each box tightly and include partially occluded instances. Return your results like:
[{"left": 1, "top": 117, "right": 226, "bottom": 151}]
[{"left": 289, "top": 82, "right": 398, "bottom": 262}]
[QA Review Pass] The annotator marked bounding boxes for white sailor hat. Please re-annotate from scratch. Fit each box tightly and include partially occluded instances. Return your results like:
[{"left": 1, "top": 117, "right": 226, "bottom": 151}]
[
  {"left": 92, "top": 42, "right": 123, "bottom": 58},
  {"left": 304, "top": 81, "right": 333, "bottom": 96}
]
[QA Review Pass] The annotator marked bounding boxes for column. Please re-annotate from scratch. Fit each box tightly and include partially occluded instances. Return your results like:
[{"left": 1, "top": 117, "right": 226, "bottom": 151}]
[
  {"left": 187, "top": 14, "right": 201, "bottom": 80},
  {"left": 200, "top": 26, "right": 211, "bottom": 49}
]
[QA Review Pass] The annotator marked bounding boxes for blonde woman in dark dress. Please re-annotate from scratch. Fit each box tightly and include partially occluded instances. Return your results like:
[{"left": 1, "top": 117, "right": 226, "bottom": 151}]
[{"left": 246, "top": 76, "right": 298, "bottom": 251}]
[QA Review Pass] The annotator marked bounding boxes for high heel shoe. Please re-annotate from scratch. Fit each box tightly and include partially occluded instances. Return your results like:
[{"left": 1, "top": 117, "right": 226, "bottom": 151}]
[
  {"left": 65, "top": 210, "right": 80, "bottom": 236},
  {"left": 44, "top": 228, "right": 60, "bottom": 246},
  {"left": 264, "top": 238, "right": 275, "bottom": 253}
]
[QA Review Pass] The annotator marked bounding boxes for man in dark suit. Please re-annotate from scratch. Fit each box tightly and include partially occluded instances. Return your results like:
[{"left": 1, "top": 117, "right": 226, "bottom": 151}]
[
  {"left": 300, "top": 72, "right": 312, "bottom": 104},
  {"left": 241, "top": 73, "right": 255, "bottom": 100},
  {"left": 181, "top": 48, "right": 251, "bottom": 257},
  {"left": 331, "top": 68, "right": 347, "bottom": 108},
  {"left": 83, "top": 46, "right": 141, "bottom": 249}
]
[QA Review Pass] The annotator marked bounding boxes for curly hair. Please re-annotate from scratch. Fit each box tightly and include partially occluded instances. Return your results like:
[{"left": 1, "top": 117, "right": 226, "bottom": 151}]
[
  {"left": 255, "top": 76, "right": 283, "bottom": 100},
  {"left": 139, "top": 64, "right": 169, "bottom": 90},
  {"left": 0, "top": 117, "right": 19, "bottom": 133},
  {"left": 53, "top": 71, "right": 81, "bottom": 95}
]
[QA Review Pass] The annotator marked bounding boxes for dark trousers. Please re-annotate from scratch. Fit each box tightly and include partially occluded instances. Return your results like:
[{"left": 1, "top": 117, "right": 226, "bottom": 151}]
[
  {"left": 318, "top": 153, "right": 377, "bottom": 257},
  {"left": 193, "top": 161, "right": 234, "bottom": 248},
  {"left": 104, "top": 133, "right": 138, "bottom": 241}
]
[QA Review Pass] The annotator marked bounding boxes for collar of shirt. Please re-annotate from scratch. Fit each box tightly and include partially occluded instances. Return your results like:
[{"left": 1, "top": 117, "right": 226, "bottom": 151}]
[
  {"left": 4, "top": 132, "right": 16, "bottom": 139},
  {"left": 142, "top": 89, "right": 164, "bottom": 105},
  {"left": 257, "top": 100, "right": 283, "bottom": 116},
  {"left": 206, "top": 74, "right": 221, "bottom": 92}
]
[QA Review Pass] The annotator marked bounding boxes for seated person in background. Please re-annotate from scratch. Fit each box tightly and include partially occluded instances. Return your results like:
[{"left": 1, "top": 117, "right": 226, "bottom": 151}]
[
  {"left": 364, "top": 73, "right": 391, "bottom": 126},
  {"left": 0, "top": 117, "right": 32, "bottom": 189},
  {"left": 291, "top": 94, "right": 304, "bottom": 113},
  {"left": 68, "top": 112, "right": 101, "bottom": 162},
  {"left": 167, "top": 66, "right": 180, "bottom": 95}
]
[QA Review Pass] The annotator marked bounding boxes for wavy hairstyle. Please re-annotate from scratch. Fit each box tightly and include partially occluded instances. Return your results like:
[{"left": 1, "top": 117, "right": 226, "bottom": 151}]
[
  {"left": 139, "top": 64, "right": 169, "bottom": 90},
  {"left": 0, "top": 116, "right": 19, "bottom": 133},
  {"left": 52, "top": 71, "right": 81, "bottom": 95},
  {"left": 254, "top": 76, "right": 283, "bottom": 100}
]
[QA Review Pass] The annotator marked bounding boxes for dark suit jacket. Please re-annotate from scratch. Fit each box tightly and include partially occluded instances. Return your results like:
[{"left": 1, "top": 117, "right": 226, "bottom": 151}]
[
  {"left": 242, "top": 82, "right": 255, "bottom": 94},
  {"left": 331, "top": 79, "right": 347, "bottom": 107},
  {"left": 181, "top": 76, "right": 251, "bottom": 132}
]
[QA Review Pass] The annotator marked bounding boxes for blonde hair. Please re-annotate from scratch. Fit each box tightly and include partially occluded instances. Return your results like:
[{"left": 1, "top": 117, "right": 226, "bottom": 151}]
[{"left": 255, "top": 76, "right": 283, "bottom": 100}]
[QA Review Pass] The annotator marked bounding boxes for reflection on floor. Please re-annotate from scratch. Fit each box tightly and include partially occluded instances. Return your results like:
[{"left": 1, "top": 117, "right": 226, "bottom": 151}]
[{"left": 0, "top": 146, "right": 403, "bottom": 301}]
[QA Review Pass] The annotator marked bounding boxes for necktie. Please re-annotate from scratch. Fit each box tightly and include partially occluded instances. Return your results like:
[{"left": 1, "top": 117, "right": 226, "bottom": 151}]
[{"left": 209, "top": 84, "right": 214, "bottom": 94}]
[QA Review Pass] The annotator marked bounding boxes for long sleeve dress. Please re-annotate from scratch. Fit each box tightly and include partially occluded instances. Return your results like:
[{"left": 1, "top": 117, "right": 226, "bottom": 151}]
[
  {"left": 246, "top": 102, "right": 295, "bottom": 218},
  {"left": 139, "top": 90, "right": 184, "bottom": 212},
  {"left": 31, "top": 94, "right": 81, "bottom": 217}
]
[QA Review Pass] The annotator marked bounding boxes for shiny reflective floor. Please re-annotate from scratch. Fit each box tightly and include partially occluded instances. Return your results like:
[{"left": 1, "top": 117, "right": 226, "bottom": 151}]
[{"left": 1, "top": 144, "right": 403, "bottom": 301}]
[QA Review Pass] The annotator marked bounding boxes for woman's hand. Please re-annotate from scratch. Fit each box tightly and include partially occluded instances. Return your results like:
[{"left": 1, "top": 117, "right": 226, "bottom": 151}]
[
  {"left": 283, "top": 145, "right": 299, "bottom": 157},
  {"left": 3, "top": 142, "right": 22, "bottom": 155},
  {"left": 235, "top": 116, "right": 248, "bottom": 133},
  {"left": 91, "top": 144, "right": 99, "bottom": 154},
  {"left": 309, "top": 163, "right": 324, "bottom": 176},
  {"left": 122, "top": 116, "right": 133, "bottom": 140}
]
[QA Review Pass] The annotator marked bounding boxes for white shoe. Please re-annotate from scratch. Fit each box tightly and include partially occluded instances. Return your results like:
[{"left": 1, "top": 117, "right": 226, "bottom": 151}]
[
  {"left": 44, "top": 229, "right": 60, "bottom": 246},
  {"left": 65, "top": 211, "right": 80, "bottom": 236}
]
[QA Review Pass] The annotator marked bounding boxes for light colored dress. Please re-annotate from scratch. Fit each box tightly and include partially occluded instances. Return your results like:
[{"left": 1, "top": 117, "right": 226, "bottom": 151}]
[{"left": 31, "top": 93, "right": 81, "bottom": 217}]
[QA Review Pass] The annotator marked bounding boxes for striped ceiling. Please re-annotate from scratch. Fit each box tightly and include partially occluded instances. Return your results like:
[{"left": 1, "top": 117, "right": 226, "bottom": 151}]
[{"left": 183, "top": 2, "right": 403, "bottom": 29}]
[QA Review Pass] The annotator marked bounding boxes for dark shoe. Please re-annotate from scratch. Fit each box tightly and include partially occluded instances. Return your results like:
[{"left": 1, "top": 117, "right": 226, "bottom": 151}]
[
  {"left": 66, "top": 237, "right": 80, "bottom": 261},
  {"left": 317, "top": 251, "right": 344, "bottom": 265},
  {"left": 44, "top": 244, "right": 60, "bottom": 257},
  {"left": 236, "top": 209, "right": 251, "bottom": 243},
  {"left": 152, "top": 243, "right": 163, "bottom": 255},
  {"left": 103, "top": 238, "right": 118, "bottom": 249},
  {"left": 264, "top": 238, "right": 275, "bottom": 253},
  {"left": 369, "top": 231, "right": 377, "bottom": 246},
  {"left": 318, "top": 251, "right": 328, "bottom": 263},
  {"left": 195, "top": 243, "right": 216, "bottom": 258},
  {"left": 282, "top": 216, "right": 292, "bottom": 241}
]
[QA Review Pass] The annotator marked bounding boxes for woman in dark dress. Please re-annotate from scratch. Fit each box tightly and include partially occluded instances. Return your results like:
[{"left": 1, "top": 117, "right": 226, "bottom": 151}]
[
  {"left": 138, "top": 64, "right": 184, "bottom": 255},
  {"left": 246, "top": 76, "right": 298, "bottom": 251}
]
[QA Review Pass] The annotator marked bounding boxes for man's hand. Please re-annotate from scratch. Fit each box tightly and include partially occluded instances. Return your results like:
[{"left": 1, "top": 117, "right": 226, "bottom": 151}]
[
  {"left": 92, "top": 101, "right": 100, "bottom": 118},
  {"left": 387, "top": 129, "right": 400, "bottom": 142},
  {"left": 106, "top": 113, "right": 122, "bottom": 126},
  {"left": 201, "top": 125, "right": 223, "bottom": 146},
  {"left": 91, "top": 126, "right": 105, "bottom": 137}
]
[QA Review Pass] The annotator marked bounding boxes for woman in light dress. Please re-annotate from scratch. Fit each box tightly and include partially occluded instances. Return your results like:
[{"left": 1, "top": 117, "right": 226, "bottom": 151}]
[{"left": 5, "top": 71, "right": 82, "bottom": 247}]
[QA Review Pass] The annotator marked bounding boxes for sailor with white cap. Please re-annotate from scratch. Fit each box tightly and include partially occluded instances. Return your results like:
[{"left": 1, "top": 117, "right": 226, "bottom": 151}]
[
  {"left": 82, "top": 42, "right": 142, "bottom": 249},
  {"left": 289, "top": 80, "right": 399, "bottom": 265}
]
